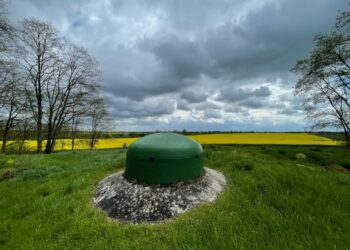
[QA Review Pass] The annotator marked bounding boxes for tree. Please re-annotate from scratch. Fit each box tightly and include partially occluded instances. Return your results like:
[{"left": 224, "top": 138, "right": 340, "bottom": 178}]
[
  {"left": 0, "top": 0, "right": 13, "bottom": 68},
  {"left": 43, "top": 42, "right": 100, "bottom": 153},
  {"left": 293, "top": 6, "right": 350, "bottom": 142},
  {"left": 70, "top": 112, "right": 81, "bottom": 151},
  {"left": 0, "top": 69, "right": 27, "bottom": 153},
  {"left": 70, "top": 98, "right": 90, "bottom": 151},
  {"left": 0, "top": 1, "right": 30, "bottom": 154},
  {"left": 16, "top": 18, "right": 102, "bottom": 153},
  {"left": 16, "top": 115, "right": 34, "bottom": 154},
  {"left": 17, "top": 18, "right": 60, "bottom": 153},
  {"left": 87, "top": 96, "right": 109, "bottom": 150},
  {"left": 0, "top": 0, "right": 15, "bottom": 101}
]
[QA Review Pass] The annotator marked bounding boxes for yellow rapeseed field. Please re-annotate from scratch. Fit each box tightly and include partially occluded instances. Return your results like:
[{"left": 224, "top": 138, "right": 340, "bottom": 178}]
[
  {"left": 188, "top": 133, "right": 340, "bottom": 146},
  {"left": 1, "top": 133, "right": 341, "bottom": 152},
  {"left": 7, "top": 138, "right": 140, "bottom": 151}
]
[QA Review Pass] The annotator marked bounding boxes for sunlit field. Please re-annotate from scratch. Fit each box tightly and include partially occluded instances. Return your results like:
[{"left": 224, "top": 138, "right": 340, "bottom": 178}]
[{"left": 0, "top": 133, "right": 341, "bottom": 152}]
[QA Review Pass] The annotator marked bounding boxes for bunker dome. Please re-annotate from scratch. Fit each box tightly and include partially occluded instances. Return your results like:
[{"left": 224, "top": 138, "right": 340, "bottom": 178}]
[{"left": 125, "top": 133, "right": 204, "bottom": 185}]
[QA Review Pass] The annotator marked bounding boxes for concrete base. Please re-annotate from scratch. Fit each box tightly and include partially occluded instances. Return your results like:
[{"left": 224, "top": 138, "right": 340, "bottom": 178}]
[{"left": 93, "top": 167, "right": 226, "bottom": 223}]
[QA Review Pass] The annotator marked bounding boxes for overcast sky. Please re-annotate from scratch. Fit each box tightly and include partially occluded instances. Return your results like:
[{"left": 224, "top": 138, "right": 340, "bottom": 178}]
[{"left": 7, "top": 0, "right": 349, "bottom": 131}]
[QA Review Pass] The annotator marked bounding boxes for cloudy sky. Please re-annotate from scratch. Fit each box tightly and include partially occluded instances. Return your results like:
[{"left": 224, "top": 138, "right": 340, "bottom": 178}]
[{"left": 7, "top": 0, "right": 349, "bottom": 131}]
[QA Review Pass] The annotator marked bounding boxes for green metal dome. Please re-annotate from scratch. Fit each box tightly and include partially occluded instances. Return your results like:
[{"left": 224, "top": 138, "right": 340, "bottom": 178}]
[{"left": 125, "top": 133, "right": 204, "bottom": 185}]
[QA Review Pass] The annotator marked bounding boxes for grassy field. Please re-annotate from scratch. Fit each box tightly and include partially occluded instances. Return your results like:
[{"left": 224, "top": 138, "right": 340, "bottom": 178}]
[
  {"left": 0, "top": 145, "right": 349, "bottom": 249},
  {"left": 1, "top": 133, "right": 342, "bottom": 152}
]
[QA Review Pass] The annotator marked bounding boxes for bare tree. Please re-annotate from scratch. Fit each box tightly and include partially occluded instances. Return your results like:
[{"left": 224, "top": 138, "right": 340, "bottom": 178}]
[
  {"left": 70, "top": 102, "right": 88, "bottom": 151},
  {"left": 16, "top": 115, "right": 34, "bottom": 154},
  {"left": 0, "top": 69, "right": 27, "bottom": 153},
  {"left": 16, "top": 18, "right": 60, "bottom": 153},
  {"left": 0, "top": 1, "right": 31, "bottom": 154},
  {"left": 87, "top": 96, "right": 109, "bottom": 150},
  {"left": 293, "top": 6, "right": 350, "bottom": 142},
  {"left": 44, "top": 42, "right": 100, "bottom": 153},
  {"left": 0, "top": 0, "right": 15, "bottom": 99},
  {"left": 0, "top": 0, "right": 13, "bottom": 65},
  {"left": 70, "top": 113, "right": 81, "bottom": 151},
  {"left": 16, "top": 19, "right": 102, "bottom": 153}
]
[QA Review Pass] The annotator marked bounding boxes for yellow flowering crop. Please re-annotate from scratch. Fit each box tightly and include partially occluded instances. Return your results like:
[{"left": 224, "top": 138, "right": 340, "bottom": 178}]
[
  {"left": 189, "top": 133, "right": 340, "bottom": 146},
  {"left": 0, "top": 133, "right": 341, "bottom": 152}
]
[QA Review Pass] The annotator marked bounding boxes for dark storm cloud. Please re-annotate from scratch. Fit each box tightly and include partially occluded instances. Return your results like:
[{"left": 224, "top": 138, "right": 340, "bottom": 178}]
[
  {"left": 194, "top": 101, "right": 221, "bottom": 111},
  {"left": 242, "top": 99, "right": 271, "bottom": 109},
  {"left": 217, "top": 85, "right": 275, "bottom": 109},
  {"left": 203, "top": 1, "right": 347, "bottom": 81},
  {"left": 276, "top": 94, "right": 304, "bottom": 115},
  {"left": 108, "top": 96, "right": 176, "bottom": 118},
  {"left": 176, "top": 99, "right": 191, "bottom": 111},
  {"left": 180, "top": 89, "right": 208, "bottom": 103},
  {"left": 7, "top": 0, "right": 349, "bottom": 130},
  {"left": 204, "top": 109, "right": 222, "bottom": 119},
  {"left": 224, "top": 106, "right": 251, "bottom": 117},
  {"left": 218, "top": 86, "right": 271, "bottom": 102},
  {"left": 141, "top": 35, "right": 213, "bottom": 79},
  {"left": 138, "top": 0, "right": 347, "bottom": 85}
]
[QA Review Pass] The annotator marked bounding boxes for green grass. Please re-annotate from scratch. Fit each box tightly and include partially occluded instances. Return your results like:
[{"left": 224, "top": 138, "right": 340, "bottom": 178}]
[{"left": 0, "top": 145, "right": 350, "bottom": 249}]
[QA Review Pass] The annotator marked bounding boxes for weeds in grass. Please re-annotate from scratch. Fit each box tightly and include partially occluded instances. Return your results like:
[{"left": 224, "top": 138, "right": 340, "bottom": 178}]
[
  {"left": 5, "top": 159, "right": 15, "bottom": 167},
  {"left": 295, "top": 153, "right": 307, "bottom": 161}
]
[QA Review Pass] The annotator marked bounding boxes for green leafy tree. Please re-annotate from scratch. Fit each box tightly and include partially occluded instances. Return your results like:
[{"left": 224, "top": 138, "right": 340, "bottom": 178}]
[{"left": 293, "top": 5, "right": 350, "bottom": 142}]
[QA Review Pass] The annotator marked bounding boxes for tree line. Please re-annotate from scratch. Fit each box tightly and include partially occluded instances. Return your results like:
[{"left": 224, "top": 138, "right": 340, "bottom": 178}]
[
  {"left": 0, "top": 1, "right": 109, "bottom": 154},
  {"left": 293, "top": 5, "right": 350, "bottom": 145}
]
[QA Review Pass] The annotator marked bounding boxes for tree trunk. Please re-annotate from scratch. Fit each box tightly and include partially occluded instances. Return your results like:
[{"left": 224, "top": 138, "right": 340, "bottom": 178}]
[
  {"left": 18, "top": 141, "right": 24, "bottom": 154},
  {"left": 71, "top": 137, "right": 75, "bottom": 151},
  {"left": 44, "top": 127, "right": 54, "bottom": 153},
  {"left": 71, "top": 119, "right": 75, "bottom": 151},
  {"left": 90, "top": 133, "right": 96, "bottom": 150},
  {"left": 45, "top": 121, "right": 52, "bottom": 154},
  {"left": 339, "top": 119, "right": 350, "bottom": 142},
  {"left": 344, "top": 130, "right": 350, "bottom": 141},
  {"left": 90, "top": 138, "right": 93, "bottom": 150},
  {"left": 19, "top": 127, "right": 28, "bottom": 154},
  {"left": 45, "top": 123, "right": 63, "bottom": 153},
  {"left": 36, "top": 49, "right": 43, "bottom": 154},
  {"left": 1, "top": 116, "right": 12, "bottom": 154},
  {"left": 37, "top": 100, "right": 43, "bottom": 153},
  {"left": 44, "top": 140, "right": 52, "bottom": 153},
  {"left": 44, "top": 137, "right": 56, "bottom": 153}
]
